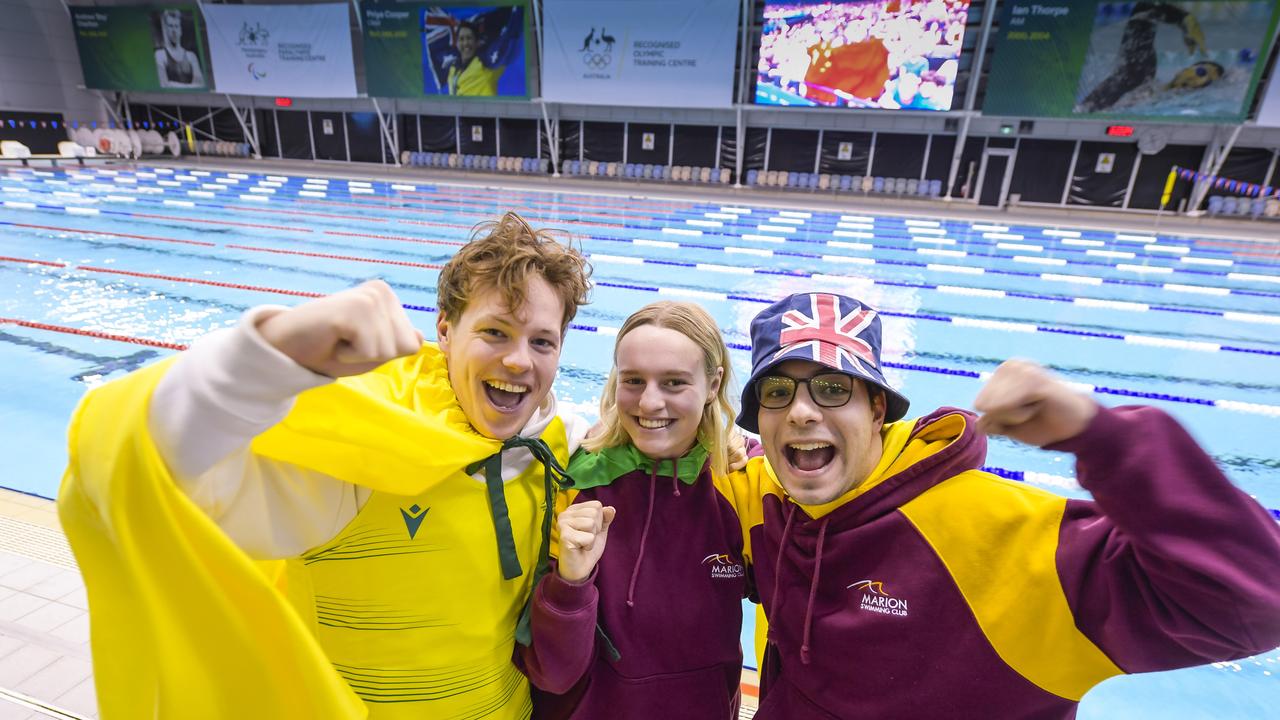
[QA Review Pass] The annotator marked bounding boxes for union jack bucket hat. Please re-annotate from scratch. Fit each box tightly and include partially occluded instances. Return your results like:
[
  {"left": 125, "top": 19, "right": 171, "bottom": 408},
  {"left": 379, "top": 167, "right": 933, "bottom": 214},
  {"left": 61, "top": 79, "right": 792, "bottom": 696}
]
[{"left": 737, "top": 292, "right": 910, "bottom": 433}]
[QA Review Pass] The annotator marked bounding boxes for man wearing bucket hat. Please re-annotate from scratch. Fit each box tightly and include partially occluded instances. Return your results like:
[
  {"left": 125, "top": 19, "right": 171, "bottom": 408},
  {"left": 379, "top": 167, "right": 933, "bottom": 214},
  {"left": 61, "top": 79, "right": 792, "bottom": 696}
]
[{"left": 731, "top": 291, "right": 1280, "bottom": 719}]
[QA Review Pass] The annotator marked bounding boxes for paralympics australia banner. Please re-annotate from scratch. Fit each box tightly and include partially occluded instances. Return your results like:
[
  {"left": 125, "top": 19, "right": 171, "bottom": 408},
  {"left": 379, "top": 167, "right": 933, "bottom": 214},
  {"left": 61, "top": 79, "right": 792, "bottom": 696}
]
[
  {"left": 362, "top": 1, "right": 531, "bottom": 98},
  {"left": 984, "top": 0, "right": 1280, "bottom": 121},
  {"left": 71, "top": 5, "right": 210, "bottom": 92},
  {"left": 204, "top": 4, "right": 357, "bottom": 97},
  {"left": 541, "top": 0, "right": 739, "bottom": 108}
]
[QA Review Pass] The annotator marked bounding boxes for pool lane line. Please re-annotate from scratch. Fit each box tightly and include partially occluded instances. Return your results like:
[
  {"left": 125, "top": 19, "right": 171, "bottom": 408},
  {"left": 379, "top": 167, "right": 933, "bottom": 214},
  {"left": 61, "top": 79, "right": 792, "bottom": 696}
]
[
  {"left": 6, "top": 258, "right": 1280, "bottom": 408},
  {"left": 2, "top": 252, "right": 1273, "bottom": 354},
  {"left": 19, "top": 166, "right": 1280, "bottom": 261},
  {"left": 10, "top": 195, "right": 1278, "bottom": 302},
  {"left": 0, "top": 317, "right": 186, "bottom": 351},
  {"left": 13, "top": 178, "right": 1279, "bottom": 276},
  {"left": 5, "top": 219, "right": 1279, "bottom": 334}
]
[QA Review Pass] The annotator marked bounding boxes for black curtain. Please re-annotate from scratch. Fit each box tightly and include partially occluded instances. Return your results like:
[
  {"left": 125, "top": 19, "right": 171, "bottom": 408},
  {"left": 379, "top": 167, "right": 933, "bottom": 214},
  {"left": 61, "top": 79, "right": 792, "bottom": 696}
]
[
  {"left": 628, "top": 123, "right": 671, "bottom": 166},
  {"left": 673, "top": 125, "right": 717, "bottom": 167},
  {"left": 818, "top": 131, "right": 872, "bottom": 176},
  {"left": 419, "top": 115, "right": 457, "bottom": 152},
  {"left": 1129, "top": 144, "right": 1204, "bottom": 210},
  {"left": 179, "top": 106, "right": 214, "bottom": 138},
  {"left": 768, "top": 128, "right": 819, "bottom": 173},
  {"left": 0, "top": 111, "right": 65, "bottom": 154},
  {"left": 275, "top": 109, "right": 311, "bottom": 160},
  {"left": 924, "top": 134, "right": 956, "bottom": 182},
  {"left": 459, "top": 117, "right": 497, "bottom": 156},
  {"left": 559, "top": 120, "right": 581, "bottom": 162},
  {"left": 718, "top": 125, "right": 737, "bottom": 175},
  {"left": 255, "top": 109, "right": 279, "bottom": 158},
  {"left": 499, "top": 118, "right": 538, "bottom": 157},
  {"left": 310, "top": 111, "right": 347, "bottom": 161},
  {"left": 127, "top": 103, "right": 151, "bottom": 129},
  {"left": 210, "top": 107, "right": 243, "bottom": 143},
  {"left": 582, "top": 121, "right": 624, "bottom": 162},
  {"left": 1068, "top": 142, "right": 1137, "bottom": 207},
  {"left": 147, "top": 104, "right": 182, "bottom": 132},
  {"left": 398, "top": 114, "right": 420, "bottom": 153},
  {"left": 742, "top": 127, "right": 767, "bottom": 171},
  {"left": 870, "top": 133, "right": 927, "bottom": 179},
  {"left": 952, "top": 136, "right": 986, "bottom": 198},
  {"left": 1009, "top": 139, "right": 1074, "bottom": 204},
  {"left": 346, "top": 112, "right": 383, "bottom": 163}
]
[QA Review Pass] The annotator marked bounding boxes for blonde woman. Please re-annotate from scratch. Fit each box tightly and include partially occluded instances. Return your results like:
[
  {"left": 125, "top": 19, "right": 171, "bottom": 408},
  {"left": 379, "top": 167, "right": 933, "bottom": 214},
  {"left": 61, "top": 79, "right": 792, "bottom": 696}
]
[{"left": 518, "top": 301, "right": 752, "bottom": 719}]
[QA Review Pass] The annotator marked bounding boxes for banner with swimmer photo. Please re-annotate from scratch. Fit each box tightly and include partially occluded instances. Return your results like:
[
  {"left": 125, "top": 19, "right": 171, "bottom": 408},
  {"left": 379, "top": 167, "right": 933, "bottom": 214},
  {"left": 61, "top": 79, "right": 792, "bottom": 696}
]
[
  {"left": 71, "top": 5, "right": 210, "bottom": 92},
  {"left": 984, "top": 0, "right": 1280, "bottom": 121}
]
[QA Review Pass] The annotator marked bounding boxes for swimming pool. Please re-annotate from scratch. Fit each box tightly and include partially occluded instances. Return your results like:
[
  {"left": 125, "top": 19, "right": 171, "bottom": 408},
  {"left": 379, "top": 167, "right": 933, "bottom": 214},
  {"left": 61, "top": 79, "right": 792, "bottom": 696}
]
[{"left": 1, "top": 164, "right": 1277, "bottom": 717}]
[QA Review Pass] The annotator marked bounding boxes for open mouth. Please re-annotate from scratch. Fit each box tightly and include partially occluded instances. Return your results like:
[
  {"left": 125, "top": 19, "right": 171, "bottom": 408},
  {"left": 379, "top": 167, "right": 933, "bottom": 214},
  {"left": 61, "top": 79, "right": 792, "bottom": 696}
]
[
  {"left": 635, "top": 417, "right": 674, "bottom": 430},
  {"left": 785, "top": 442, "right": 835, "bottom": 472},
  {"left": 484, "top": 380, "right": 529, "bottom": 411}
]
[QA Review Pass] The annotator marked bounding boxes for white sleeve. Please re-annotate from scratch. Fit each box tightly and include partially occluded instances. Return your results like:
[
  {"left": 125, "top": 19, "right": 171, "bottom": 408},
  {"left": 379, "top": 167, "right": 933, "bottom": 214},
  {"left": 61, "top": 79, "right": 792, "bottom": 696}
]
[
  {"left": 557, "top": 410, "right": 592, "bottom": 455},
  {"left": 148, "top": 306, "right": 368, "bottom": 559}
]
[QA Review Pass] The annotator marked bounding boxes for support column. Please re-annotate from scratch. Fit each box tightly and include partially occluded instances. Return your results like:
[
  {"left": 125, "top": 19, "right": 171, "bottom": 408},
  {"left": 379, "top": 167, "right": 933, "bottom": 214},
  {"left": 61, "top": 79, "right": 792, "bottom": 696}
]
[{"left": 944, "top": 0, "right": 998, "bottom": 199}]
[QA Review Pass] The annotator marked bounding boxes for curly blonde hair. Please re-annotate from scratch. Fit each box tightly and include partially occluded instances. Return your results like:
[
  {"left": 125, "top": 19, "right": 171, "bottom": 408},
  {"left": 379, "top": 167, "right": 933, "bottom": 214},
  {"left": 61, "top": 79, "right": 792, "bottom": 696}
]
[
  {"left": 584, "top": 301, "right": 736, "bottom": 478},
  {"left": 437, "top": 211, "right": 592, "bottom": 331}
]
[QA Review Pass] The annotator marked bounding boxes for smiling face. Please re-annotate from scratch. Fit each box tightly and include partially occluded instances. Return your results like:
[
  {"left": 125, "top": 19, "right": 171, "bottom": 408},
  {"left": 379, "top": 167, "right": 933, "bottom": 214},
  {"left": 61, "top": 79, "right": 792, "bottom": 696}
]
[
  {"left": 437, "top": 274, "right": 564, "bottom": 440},
  {"left": 614, "top": 324, "right": 722, "bottom": 462},
  {"left": 757, "top": 359, "right": 886, "bottom": 505},
  {"left": 457, "top": 26, "right": 478, "bottom": 65}
]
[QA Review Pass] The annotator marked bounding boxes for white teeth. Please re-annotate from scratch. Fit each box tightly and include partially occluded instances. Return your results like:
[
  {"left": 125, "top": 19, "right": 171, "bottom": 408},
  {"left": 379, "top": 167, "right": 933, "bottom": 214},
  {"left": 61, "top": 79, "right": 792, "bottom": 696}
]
[
  {"left": 486, "top": 380, "right": 529, "bottom": 393},
  {"left": 789, "top": 442, "right": 832, "bottom": 451},
  {"left": 637, "top": 417, "right": 673, "bottom": 429}
]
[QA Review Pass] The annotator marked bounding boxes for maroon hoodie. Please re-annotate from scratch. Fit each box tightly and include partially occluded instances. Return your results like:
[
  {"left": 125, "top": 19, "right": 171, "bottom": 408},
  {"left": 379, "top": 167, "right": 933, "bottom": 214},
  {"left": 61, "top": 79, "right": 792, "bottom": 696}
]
[{"left": 746, "top": 405, "right": 1280, "bottom": 719}]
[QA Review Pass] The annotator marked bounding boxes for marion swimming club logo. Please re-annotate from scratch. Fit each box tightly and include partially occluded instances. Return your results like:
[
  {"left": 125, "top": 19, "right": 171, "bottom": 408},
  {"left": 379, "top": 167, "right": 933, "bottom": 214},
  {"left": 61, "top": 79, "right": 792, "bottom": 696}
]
[
  {"left": 702, "top": 553, "right": 745, "bottom": 580},
  {"left": 848, "top": 579, "right": 909, "bottom": 617}
]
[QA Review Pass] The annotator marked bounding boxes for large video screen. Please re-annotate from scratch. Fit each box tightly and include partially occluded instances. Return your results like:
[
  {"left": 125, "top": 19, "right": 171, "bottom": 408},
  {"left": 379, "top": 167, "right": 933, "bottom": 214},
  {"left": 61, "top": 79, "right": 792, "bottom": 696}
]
[
  {"left": 984, "top": 0, "right": 1280, "bottom": 121},
  {"left": 363, "top": 1, "right": 530, "bottom": 99},
  {"left": 754, "top": 0, "right": 971, "bottom": 110}
]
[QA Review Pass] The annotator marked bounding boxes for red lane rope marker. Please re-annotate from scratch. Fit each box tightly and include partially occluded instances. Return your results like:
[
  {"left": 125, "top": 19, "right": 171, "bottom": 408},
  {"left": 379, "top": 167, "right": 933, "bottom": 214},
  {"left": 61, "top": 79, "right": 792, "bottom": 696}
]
[
  {"left": 7, "top": 222, "right": 216, "bottom": 247},
  {"left": 79, "top": 266, "right": 325, "bottom": 299},
  {"left": 0, "top": 317, "right": 188, "bottom": 351},
  {"left": 127, "top": 212, "right": 305, "bottom": 233},
  {"left": 323, "top": 230, "right": 464, "bottom": 247},
  {"left": 226, "top": 244, "right": 445, "bottom": 270},
  {"left": 0, "top": 255, "right": 66, "bottom": 268},
  {"left": 224, "top": 205, "right": 390, "bottom": 223}
]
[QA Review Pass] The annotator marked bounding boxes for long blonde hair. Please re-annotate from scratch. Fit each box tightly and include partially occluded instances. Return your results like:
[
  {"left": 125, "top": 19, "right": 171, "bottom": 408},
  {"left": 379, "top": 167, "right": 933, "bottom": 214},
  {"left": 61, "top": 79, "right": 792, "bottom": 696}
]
[{"left": 584, "top": 301, "right": 736, "bottom": 477}]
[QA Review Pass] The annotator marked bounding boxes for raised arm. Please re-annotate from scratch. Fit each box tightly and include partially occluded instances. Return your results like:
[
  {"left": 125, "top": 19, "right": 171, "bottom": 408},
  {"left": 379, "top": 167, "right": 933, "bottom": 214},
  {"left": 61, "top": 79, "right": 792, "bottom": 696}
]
[{"left": 976, "top": 359, "right": 1280, "bottom": 670}]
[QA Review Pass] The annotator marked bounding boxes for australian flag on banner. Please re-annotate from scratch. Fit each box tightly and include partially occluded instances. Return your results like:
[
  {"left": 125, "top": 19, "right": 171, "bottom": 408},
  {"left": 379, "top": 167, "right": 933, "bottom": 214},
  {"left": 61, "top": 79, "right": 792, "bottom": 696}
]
[{"left": 422, "top": 6, "right": 524, "bottom": 95}]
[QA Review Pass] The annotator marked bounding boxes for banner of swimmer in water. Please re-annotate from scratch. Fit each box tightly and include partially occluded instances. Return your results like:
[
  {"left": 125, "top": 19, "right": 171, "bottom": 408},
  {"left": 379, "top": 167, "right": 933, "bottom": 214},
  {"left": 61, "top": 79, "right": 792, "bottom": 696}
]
[{"left": 985, "top": 0, "right": 1280, "bottom": 121}]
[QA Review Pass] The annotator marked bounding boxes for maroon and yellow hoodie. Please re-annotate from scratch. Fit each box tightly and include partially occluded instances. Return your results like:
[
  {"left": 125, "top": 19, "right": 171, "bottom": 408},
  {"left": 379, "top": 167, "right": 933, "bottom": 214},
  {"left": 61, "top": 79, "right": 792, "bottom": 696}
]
[
  {"left": 517, "top": 443, "right": 750, "bottom": 720},
  {"left": 728, "top": 404, "right": 1280, "bottom": 719}
]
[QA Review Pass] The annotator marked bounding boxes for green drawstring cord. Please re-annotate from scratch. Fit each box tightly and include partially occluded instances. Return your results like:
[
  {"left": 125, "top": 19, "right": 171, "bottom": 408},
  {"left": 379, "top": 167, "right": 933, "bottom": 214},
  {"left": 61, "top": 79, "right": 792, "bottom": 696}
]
[{"left": 466, "top": 435, "right": 576, "bottom": 648}]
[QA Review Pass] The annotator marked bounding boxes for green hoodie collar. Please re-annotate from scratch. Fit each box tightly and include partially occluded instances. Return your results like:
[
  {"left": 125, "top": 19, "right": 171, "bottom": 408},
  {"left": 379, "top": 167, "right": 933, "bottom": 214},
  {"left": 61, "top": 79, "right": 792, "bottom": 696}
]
[{"left": 568, "top": 442, "right": 709, "bottom": 491}]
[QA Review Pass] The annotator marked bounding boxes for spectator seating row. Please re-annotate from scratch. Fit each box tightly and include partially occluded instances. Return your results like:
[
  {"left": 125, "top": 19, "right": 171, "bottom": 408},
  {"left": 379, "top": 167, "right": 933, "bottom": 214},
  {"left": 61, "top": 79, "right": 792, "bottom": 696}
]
[
  {"left": 744, "top": 170, "right": 943, "bottom": 196},
  {"left": 560, "top": 161, "right": 732, "bottom": 184},
  {"left": 195, "top": 140, "right": 251, "bottom": 157},
  {"left": 1205, "top": 195, "right": 1280, "bottom": 219},
  {"left": 401, "top": 151, "right": 548, "bottom": 174}
]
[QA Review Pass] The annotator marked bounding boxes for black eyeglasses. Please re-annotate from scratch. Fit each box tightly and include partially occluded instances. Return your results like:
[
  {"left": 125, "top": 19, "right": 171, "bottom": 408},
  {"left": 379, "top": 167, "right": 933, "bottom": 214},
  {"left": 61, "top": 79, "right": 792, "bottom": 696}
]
[{"left": 756, "top": 372, "right": 856, "bottom": 410}]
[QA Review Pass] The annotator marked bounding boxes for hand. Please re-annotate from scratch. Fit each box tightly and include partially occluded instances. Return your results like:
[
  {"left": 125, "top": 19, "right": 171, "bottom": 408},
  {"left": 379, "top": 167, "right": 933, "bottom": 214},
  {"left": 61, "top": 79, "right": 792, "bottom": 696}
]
[
  {"left": 973, "top": 359, "right": 1098, "bottom": 448},
  {"left": 557, "top": 501, "right": 616, "bottom": 583},
  {"left": 727, "top": 428, "right": 748, "bottom": 473},
  {"left": 1181, "top": 16, "right": 1207, "bottom": 55},
  {"left": 257, "top": 280, "right": 423, "bottom": 378}
]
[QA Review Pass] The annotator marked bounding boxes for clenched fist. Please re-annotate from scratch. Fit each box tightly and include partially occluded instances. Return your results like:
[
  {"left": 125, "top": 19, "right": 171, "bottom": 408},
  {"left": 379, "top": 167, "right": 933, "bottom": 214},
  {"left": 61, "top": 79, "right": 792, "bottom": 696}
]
[
  {"left": 974, "top": 359, "right": 1098, "bottom": 448},
  {"left": 557, "top": 500, "right": 616, "bottom": 583},
  {"left": 257, "top": 280, "right": 424, "bottom": 378}
]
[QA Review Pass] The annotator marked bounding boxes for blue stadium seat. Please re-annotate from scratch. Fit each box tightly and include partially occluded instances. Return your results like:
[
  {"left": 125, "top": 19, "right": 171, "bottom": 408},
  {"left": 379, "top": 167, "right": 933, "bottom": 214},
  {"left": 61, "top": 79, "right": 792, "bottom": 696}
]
[
  {"left": 928, "top": 179, "right": 942, "bottom": 197},
  {"left": 894, "top": 177, "right": 908, "bottom": 194},
  {"left": 1250, "top": 197, "right": 1265, "bottom": 219},
  {"left": 906, "top": 179, "right": 919, "bottom": 195},
  {"left": 1222, "top": 196, "right": 1238, "bottom": 215},
  {"left": 873, "top": 177, "right": 885, "bottom": 193},
  {"left": 747, "top": 169, "right": 759, "bottom": 186},
  {"left": 538, "top": 158, "right": 548, "bottom": 173},
  {"left": 641, "top": 164, "right": 652, "bottom": 179},
  {"left": 488, "top": 156, "right": 498, "bottom": 170},
  {"left": 1207, "top": 195, "right": 1223, "bottom": 215}
]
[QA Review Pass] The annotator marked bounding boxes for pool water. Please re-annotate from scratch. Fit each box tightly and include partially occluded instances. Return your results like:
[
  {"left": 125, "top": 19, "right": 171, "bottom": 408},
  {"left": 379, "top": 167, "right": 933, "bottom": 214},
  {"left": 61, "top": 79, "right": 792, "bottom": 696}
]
[{"left": 1, "top": 164, "right": 1277, "bottom": 717}]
